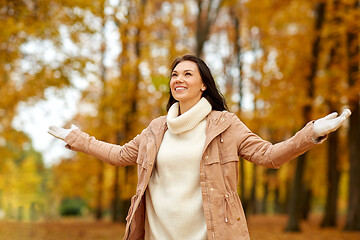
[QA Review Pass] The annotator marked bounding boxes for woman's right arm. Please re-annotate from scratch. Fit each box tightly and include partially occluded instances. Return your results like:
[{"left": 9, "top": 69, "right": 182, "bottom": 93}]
[{"left": 48, "top": 125, "right": 143, "bottom": 167}]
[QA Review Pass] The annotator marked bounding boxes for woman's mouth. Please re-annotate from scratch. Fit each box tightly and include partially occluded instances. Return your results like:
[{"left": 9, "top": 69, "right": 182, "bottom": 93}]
[{"left": 175, "top": 87, "right": 187, "bottom": 91}]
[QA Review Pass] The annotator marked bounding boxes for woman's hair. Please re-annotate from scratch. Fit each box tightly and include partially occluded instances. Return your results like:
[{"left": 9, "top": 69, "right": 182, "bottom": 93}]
[{"left": 166, "top": 55, "right": 229, "bottom": 112}]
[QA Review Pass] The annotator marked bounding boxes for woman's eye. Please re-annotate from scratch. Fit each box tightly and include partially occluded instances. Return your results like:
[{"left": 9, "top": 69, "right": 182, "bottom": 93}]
[
  {"left": 185, "top": 73, "right": 192, "bottom": 76},
  {"left": 171, "top": 73, "right": 177, "bottom": 77}
]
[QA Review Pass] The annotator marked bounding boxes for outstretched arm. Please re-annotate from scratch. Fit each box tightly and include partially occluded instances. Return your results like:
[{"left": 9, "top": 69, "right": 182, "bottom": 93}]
[
  {"left": 48, "top": 125, "right": 141, "bottom": 167},
  {"left": 236, "top": 109, "right": 351, "bottom": 168}
]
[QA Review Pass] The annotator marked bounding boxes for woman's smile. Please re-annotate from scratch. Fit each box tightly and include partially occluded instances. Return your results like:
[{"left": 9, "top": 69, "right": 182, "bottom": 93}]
[
  {"left": 170, "top": 61, "right": 206, "bottom": 114},
  {"left": 174, "top": 86, "right": 188, "bottom": 91}
]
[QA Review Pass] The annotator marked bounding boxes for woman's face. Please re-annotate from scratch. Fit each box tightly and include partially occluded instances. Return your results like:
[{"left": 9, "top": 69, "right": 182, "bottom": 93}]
[{"left": 170, "top": 61, "right": 206, "bottom": 111}]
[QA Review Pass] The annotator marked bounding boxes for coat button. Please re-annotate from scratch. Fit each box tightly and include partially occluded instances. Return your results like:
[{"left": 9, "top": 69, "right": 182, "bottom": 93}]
[
  {"left": 210, "top": 188, "right": 214, "bottom": 191},
  {"left": 149, "top": 162, "right": 153, "bottom": 166},
  {"left": 204, "top": 156, "right": 209, "bottom": 159},
  {"left": 237, "top": 217, "right": 240, "bottom": 221},
  {"left": 221, "top": 118, "right": 225, "bottom": 121}
]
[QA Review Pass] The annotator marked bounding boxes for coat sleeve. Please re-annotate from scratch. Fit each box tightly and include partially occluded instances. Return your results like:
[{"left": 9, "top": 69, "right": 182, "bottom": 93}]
[
  {"left": 229, "top": 113, "right": 326, "bottom": 169},
  {"left": 63, "top": 128, "right": 146, "bottom": 167}
]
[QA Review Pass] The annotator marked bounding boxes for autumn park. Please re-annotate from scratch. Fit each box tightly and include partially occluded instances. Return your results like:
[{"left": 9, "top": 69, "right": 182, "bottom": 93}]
[{"left": 1, "top": 0, "right": 360, "bottom": 239}]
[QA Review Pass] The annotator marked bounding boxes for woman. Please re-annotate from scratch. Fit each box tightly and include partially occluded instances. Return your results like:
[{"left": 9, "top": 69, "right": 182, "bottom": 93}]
[{"left": 48, "top": 55, "right": 351, "bottom": 240}]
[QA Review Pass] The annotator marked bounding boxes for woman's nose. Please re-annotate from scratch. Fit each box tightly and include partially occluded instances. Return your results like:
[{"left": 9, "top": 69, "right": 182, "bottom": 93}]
[{"left": 174, "top": 77, "right": 184, "bottom": 83}]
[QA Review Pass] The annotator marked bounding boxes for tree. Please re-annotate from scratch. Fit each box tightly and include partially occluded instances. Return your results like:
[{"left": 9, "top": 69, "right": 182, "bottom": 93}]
[
  {"left": 195, "top": 0, "right": 225, "bottom": 57},
  {"left": 0, "top": 132, "right": 46, "bottom": 221},
  {"left": 227, "top": 1, "right": 247, "bottom": 206},
  {"left": 344, "top": 0, "right": 360, "bottom": 231},
  {"left": 285, "top": 1, "right": 326, "bottom": 231},
  {"left": 320, "top": 0, "right": 346, "bottom": 227},
  {"left": 94, "top": 0, "right": 107, "bottom": 220}
]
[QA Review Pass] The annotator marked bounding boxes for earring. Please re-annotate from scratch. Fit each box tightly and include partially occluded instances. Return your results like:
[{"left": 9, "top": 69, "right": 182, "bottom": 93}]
[{"left": 201, "top": 88, "right": 206, "bottom": 92}]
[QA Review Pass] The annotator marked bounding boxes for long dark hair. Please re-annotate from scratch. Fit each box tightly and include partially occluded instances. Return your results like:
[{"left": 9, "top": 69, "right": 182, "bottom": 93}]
[{"left": 166, "top": 55, "right": 229, "bottom": 112}]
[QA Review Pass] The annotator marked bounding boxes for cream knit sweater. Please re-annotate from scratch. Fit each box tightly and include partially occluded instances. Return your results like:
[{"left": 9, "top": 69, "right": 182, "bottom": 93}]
[{"left": 145, "top": 97, "right": 212, "bottom": 240}]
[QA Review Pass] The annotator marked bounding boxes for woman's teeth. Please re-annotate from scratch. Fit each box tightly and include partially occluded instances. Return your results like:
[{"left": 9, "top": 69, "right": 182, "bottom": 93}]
[{"left": 175, "top": 87, "right": 187, "bottom": 90}]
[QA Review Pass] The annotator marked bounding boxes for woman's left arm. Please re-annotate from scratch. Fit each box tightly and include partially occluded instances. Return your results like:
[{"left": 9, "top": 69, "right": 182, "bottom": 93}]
[{"left": 234, "top": 109, "right": 351, "bottom": 168}]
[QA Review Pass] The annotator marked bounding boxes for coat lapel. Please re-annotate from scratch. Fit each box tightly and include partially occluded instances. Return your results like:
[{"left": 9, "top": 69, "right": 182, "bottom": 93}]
[
  {"left": 149, "top": 116, "right": 167, "bottom": 154},
  {"left": 202, "top": 111, "right": 231, "bottom": 155}
]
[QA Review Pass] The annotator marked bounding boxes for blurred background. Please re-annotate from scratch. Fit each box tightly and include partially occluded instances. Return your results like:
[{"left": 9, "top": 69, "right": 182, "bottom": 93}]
[{"left": 0, "top": 0, "right": 360, "bottom": 239}]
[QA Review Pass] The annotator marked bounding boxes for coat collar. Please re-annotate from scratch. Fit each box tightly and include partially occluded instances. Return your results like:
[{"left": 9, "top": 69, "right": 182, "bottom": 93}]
[
  {"left": 203, "top": 111, "right": 231, "bottom": 153},
  {"left": 149, "top": 111, "right": 230, "bottom": 132},
  {"left": 149, "top": 111, "right": 231, "bottom": 152}
]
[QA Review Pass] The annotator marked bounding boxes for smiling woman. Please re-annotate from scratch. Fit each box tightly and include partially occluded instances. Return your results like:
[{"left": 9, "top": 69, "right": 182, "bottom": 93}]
[
  {"left": 167, "top": 55, "right": 229, "bottom": 114},
  {"left": 48, "top": 55, "right": 351, "bottom": 240},
  {"left": 170, "top": 61, "right": 206, "bottom": 114}
]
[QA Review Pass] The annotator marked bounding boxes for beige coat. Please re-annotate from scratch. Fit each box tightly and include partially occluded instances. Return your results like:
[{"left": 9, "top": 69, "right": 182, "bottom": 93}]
[{"left": 64, "top": 110, "right": 321, "bottom": 240}]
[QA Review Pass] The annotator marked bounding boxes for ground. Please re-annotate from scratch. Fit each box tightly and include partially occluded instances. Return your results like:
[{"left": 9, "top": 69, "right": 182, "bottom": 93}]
[
  {"left": 0, "top": 215, "right": 359, "bottom": 240},
  {"left": 247, "top": 215, "right": 359, "bottom": 240}
]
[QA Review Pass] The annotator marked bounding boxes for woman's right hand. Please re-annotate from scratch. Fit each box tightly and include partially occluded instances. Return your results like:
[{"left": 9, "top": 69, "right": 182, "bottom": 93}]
[{"left": 48, "top": 124, "right": 79, "bottom": 141}]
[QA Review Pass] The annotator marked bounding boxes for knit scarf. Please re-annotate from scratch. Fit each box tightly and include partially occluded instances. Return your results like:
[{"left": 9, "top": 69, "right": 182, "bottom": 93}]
[{"left": 167, "top": 97, "right": 212, "bottom": 134}]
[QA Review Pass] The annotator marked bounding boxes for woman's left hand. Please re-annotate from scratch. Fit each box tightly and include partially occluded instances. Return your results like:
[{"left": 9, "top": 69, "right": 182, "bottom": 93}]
[{"left": 313, "top": 109, "right": 351, "bottom": 141}]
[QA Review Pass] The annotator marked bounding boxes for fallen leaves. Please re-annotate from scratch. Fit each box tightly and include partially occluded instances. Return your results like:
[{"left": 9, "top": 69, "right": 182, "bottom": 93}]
[{"left": 0, "top": 215, "right": 359, "bottom": 240}]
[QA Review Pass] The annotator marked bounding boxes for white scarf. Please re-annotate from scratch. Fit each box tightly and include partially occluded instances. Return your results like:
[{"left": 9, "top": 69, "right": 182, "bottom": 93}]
[{"left": 167, "top": 97, "right": 212, "bottom": 134}]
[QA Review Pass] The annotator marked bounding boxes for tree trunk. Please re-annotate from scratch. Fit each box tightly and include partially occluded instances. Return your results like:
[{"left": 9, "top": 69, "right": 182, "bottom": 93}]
[
  {"left": 261, "top": 180, "right": 269, "bottom": 214},
  {"left": 230, "top": 3, "right": 246, "bottom": 214},
  {"left": 321, "top": 130, "right": 340, "bottom": 227},
  {"left": 274, "top": 187, "right": 286, "bottom": 214},
  {"left": 112, "top": 0, "right": 146, "bottom": 222},
  {"left": 285, "top": 1, "right": 325, "bottom": 231},
  {"left": 344, "top": 102, "right": 360, "bottom": 230},
  {"left": 285, "top": 153, "right": 306, "bottom": 231},
  {"left": 300, "top": 187, "right": 312, "bottom": 220},
  {"left": 112, "top": 166, "right": 121, "bottom": 222},
  {"left": 195, "top": 0, "right": 225, "bottom": 57},
  {"left": 95, "top": 4, "right": 107, "bottom": 220},
  {"left": 239, "top": 159, "right": 246, "bottom": 211},
  {"left": 112, "top": 18, "right": 129, "bottom": 223},
  {"left": 321, "top": 0, "right": 343, "bottom": 223},
  {"left": 230, "top": 5, "right": 244, "bottom": 110},
  {"left": 95, "top": 161, "right": 105, "bottom": 220},
  {"left": 248, "top": 164, "right": 257, "bottom": 214},
  {"left": 274, "top": 178, "right": 289, "bottom": 214},
  {"left": 344, "top": 0, "right": 360, "bottom": 231}
]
